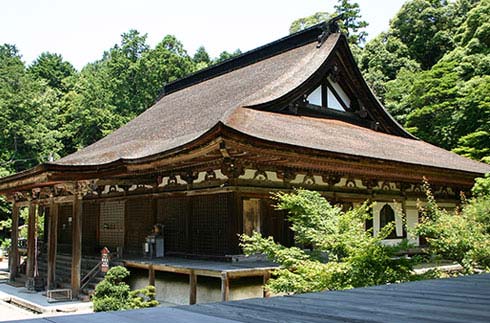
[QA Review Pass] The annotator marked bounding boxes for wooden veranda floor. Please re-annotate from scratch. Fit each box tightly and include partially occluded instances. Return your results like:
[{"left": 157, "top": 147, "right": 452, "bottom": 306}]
[
  {"left": 16, "top": 273, "right": 490, "bottom": 322},
  {"left": 121, "top": 256, "right": 278, "bottom": 303}
]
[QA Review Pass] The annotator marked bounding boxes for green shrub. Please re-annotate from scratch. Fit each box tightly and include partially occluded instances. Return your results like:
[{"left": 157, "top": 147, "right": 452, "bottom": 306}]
[
  {"left": 415, "top": 179, "right": 490, "bottom": 272},
  {"left": 240, "top": 189, "right": 415, "bottom": 294},
  {"left": 92, "top": 266, "right": 158, "bottom": 312}
]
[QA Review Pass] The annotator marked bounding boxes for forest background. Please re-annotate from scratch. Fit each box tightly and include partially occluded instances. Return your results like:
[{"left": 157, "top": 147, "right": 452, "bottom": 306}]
[{"left": 0, "top": 0, "right": 489, "bottom": 224}]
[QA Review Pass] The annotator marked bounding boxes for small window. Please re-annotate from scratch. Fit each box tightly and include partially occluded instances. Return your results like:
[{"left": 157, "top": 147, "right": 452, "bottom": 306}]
[
  {"left": 379, "top": 204, "right": 397, "bottom": 239},
  {"left": 307, "top": 86, "right": 322, "bottom": 106}
]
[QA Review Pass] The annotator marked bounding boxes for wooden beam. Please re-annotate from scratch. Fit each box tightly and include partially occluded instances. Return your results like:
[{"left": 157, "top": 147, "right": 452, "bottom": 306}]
[
  {"left": 71, "top": 194, "right": 83, "bottom": 298},
  {"left": 148, "top": 265, "right": 155, "bottom": 286},
  {"left": 47, "top": 199, "right": 58, "bottom": 290},
  {"left": 26, "top": 201, "right": 36, "bottom": 279},
  {"left": 263, "top": 272, "right": 271, "bottom": 298},
  {"left": 221, "top": 272, "right": 230, "bottom": 302},
  {"left": 189, "top": 270, "right": 197, "bottom": 305},
  {"left": 9, "top": 203, "right": 20, "bottom": 282}
]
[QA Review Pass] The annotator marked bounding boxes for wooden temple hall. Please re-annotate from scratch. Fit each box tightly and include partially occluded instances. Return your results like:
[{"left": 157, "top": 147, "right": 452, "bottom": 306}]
[{"left": 1, "top": 19, "right": 489, "bottom": 304}]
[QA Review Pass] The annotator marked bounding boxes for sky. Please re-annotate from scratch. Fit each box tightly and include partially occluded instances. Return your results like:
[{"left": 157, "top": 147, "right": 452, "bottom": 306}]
[{"left": 1, "top": 0, "right": 407, "bottom": 70}]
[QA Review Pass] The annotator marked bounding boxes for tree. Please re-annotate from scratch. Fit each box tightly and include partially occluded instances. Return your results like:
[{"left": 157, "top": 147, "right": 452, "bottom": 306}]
[
  {"left": 92, "top": 266, "right": 158, "bottom": 312},
  {"left": 289, "top": 1, "right": 368, "bottom": 45},
  {"left": 193, "top": 46, "right": 211, "bottom": 65},
  {"left": 334, "top": 0, "right": 369, "bottom": 44},
  {"left": 390, "top": 0, "right": 458, "bottom": 70},
  {"left": 213, "top": 49, "right": 242, "bottom": 64},
  {"left": 0, "top": 44, "right": 64, "bottom": 171},
  {"left": 241, "top": 190, "right": 414, "bottom": 294},
  {"left": 28, "top": 52, "right": 76, "bottom": 92},
  {"left": 289, "top": 12, "right": 331, "bottom": 34},
  {"left": 415, "top": 179, "right": 490, "bottom": 272}
]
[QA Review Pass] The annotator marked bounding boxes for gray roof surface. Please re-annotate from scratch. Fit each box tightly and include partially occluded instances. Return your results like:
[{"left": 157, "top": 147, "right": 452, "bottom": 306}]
[{"left": 14, "top": 273, "right": 490, "bottom": 322}]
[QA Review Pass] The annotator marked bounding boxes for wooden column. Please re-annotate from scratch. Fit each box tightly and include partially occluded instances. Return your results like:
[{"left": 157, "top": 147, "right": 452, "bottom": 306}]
[
  {"left": 47, "top": 198, "right": 58, "bottom": 290},
  {"left": 189, "top": 270, "right": 197, "bottom": 305},
  {"left": 148, "top": 265, "right": 155, "bottom": 286},
  {"left": 9, "top": 203, "right": 20, "bottom": 282},
  {"left": 71, "top": 194, "right": 83, "bottom": 298},
  {"left": 221, "top": 272, "right": 229, "bottom": 302},
  {"left": 26, "top": 201, "right": 36, "bottom": 279},
  {"left": 263, "top": 272, "right": 271, "bottom": 298}
]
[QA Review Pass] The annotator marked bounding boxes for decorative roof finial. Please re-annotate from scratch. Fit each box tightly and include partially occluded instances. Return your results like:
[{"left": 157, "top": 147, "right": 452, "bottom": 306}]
[{"left": 317, "top": 14, "right": 344, "bottom": 48}]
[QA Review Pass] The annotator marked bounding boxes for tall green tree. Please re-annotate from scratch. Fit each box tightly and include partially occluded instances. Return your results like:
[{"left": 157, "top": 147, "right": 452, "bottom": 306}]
[
  {"left": 289, "top": 0, "right": 368, "bottom": 46},
  {"left": 28, "top": 52, "right": 76, "bottom": 92}
]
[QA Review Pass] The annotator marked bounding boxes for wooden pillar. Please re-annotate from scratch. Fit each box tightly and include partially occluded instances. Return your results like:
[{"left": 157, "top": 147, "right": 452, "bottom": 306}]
[
  {"left": 263, "top": 272, "right": 271, "bottom": 298},
  {"left": 220, "top": 272, "right": 229, "bottom": 302},
  {"left": 47, "top": 198, "right": 58, "bottom": 290},
  {"left": 148, "top": 265, "right": 155, "bottom": 286},
  {"left": 189, "top": 270, "right": 197, "bottom": 305},
  {"left": 9, "top": 203, "right": 20, "bottom": 282},
  {"left": 26, "top": 201, "right": 36, "bottom": 279},
  {"left": 71, "top": 194, "right": 83, "bottom": 298}
]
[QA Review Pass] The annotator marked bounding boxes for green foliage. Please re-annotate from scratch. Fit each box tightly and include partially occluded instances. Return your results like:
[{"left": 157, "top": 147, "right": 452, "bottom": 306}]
[
  {"left": 240, "top": 189, "right": 414, "bottom": 294},
  {"left": 28, "top": 52, "right": 76, "bottom": 91},
  {"left": 290, "top": 12, "right": 332, "bottom": 34},
  {"left": 289, "top": 0, "right": 368, "bottom": 45},
  {"left": 472, "top": 173, "right": 490, "bottom": 197},
  {"left": 334, "top": 0, "right": 369, "bottom": 44},
  {"left": 214, "top": 49, "right": 242, "bottom": 64},
  {"left": 92, "top": 266, "right": 158, "bottom": 312},
  {"left": 415, "top": 179, "right": 490, "bottom": 272}
]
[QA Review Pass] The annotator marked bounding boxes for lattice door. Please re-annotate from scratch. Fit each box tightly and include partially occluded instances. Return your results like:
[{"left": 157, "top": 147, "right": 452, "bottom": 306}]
[{"left": 99, "top": 201, "right": 125, "bottom": 250}]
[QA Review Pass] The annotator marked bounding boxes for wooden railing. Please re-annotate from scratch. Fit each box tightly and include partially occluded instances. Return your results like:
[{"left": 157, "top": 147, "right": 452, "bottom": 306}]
[{"left": 80, "top": 260, "right": 102, "bottom": 291}]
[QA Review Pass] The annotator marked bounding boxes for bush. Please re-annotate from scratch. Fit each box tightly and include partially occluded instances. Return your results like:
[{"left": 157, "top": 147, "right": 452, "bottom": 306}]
[
  {"left": 92, "top": 266, "right": 158, "bottom": 312},
  {"left": 415, "top": 179, "right": 490, "bottom": 272},
  {"left": 240, "top": 189, "right": 415, "bottom": 294}
]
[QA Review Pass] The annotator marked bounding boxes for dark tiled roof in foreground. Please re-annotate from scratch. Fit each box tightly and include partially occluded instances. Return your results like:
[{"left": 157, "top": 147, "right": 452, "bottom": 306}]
[{"left": 17, "top": 273, "right": 490, "bottom": 323}]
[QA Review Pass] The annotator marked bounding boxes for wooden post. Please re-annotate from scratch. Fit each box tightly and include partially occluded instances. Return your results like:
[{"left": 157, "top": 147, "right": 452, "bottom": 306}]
[
  {"left": 148, "top": 265, "right": 155, "bottom": 286},
  {"left": 47, "top": 198, "right": 58, "bottom": 290},
  {"left": 71, "top": 194, "right": 83, "bottom": 298},
  {"left": 9, "top": 203, "right": 20, "bottom": 282},
  {"left": 221, "top": 272, "right": 229, "bottom": 302},
  {"left": 263, "top": 272, "right": 271, "bottom": 298},
  {"left": 189, "top": 270, "right": 197, "bottom": 305},
  {"left": 26, "top": 201, "right": 36, "bottom": 279}
]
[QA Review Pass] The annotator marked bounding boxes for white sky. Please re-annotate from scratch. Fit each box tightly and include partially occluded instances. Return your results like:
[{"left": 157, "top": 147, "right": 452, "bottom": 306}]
[{"left": 1, "top": 0, "right": 407, "bottom": 70}]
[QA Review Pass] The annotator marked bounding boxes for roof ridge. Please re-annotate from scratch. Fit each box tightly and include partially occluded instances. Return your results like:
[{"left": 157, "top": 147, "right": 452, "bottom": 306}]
[{"left": 158, "top": 22, "right": 329, "bottom": 98}]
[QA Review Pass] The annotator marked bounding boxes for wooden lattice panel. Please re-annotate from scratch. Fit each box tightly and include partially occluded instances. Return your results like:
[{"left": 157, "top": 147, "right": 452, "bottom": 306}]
[
  {"left": 82, "top": 201, "right": 98, "bottom": 253},
  {"left": 190, "top": 194, "right": 230, "bottom": 255},
  {"left": 157, "top": 197, "right": 189, "bottom": 253},
  {"left": 99, "top": 201, "right": 125, "bottom": 250},
  {"left": 57, "top": 204, "right": 73, "bottom": 246},
  {"left": 126, "top": 198, "right": 153, "bottom": 254}
]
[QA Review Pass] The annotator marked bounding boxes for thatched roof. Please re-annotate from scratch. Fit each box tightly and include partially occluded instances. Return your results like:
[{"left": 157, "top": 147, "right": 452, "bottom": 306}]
[{"left": 0, "top": 22, "right": 488, "bottom": 191}]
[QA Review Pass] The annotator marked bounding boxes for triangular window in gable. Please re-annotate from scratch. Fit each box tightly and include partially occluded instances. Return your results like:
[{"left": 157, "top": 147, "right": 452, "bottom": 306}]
[
  {"left": 306, "top": 78, "right": 350, "bottom": 113},
  {"left": 307, "top": 86, "right": 322, "bottom": 106}
]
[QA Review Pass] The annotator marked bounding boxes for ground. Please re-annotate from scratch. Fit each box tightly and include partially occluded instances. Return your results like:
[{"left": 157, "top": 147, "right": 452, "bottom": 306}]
[{"left": 0, "top": 259, "right": 93, "bottom": 322}]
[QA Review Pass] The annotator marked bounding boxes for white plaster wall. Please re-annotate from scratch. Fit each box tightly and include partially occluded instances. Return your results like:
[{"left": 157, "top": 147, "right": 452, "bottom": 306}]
[
  {"left": 406, "top": 207, "right": 419, "bottom": 246},
  {"left": 128, "top": 270, "right": 263, "bottom": 306}
]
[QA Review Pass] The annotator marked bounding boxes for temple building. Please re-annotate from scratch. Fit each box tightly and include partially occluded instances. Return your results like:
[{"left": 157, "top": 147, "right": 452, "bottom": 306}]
[{"left": 1, "top": 20, "right": 489, "bottom": 304}]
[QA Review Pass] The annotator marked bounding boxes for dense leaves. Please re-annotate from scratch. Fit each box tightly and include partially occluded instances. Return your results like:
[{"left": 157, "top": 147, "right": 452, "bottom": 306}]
[
  {"left": 361, "top": 0, "right": 490, "bottom": 162},
  {"left": 92, "top": 266, "right": 158, "bottom": 312},
  {"left": 289, "top": 0, "right": 368, "bottom": 45},
  {"left": 415, "top": 179, "right": 490, "bottom": 272},
  {"left": 240, "top": 190, "right": 415, "bottom": 294}
]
